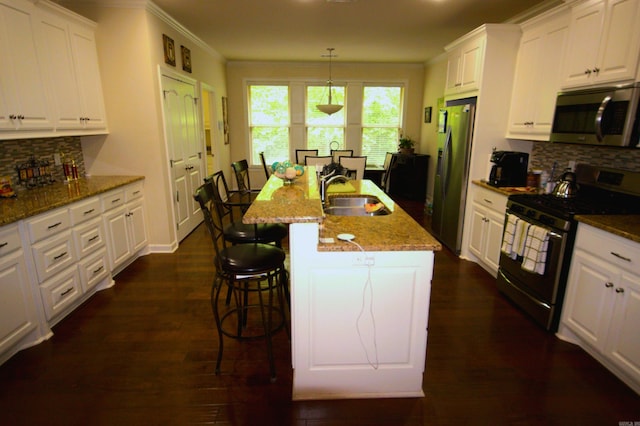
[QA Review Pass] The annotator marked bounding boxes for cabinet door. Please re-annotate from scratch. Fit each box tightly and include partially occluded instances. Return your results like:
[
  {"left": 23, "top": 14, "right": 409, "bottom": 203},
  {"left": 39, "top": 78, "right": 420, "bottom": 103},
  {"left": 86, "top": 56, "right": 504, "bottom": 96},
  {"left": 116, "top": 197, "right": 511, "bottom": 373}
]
[
  {"left": 483, "top": 207, "right": 506, "bottom": 274},
  {"left": 508, "top": 30, "right": 541, "bottom": 133},
  {"left": 562, "top": 249, "right": 615, "bottom": 350},
  {"left": 459, "top": 37, "right": 484, "bottom": 92},
  {"left": 103, "top": 205, "right": 131, "bottom": 271},
  {"left": 444, "top": 49, "right": 462, "bottom": 94},
  {"left": 561, "top": 0, "right": 606, "bottom": 88},
  {"left": 0, "top": 250, "right": 37, "bottom": 353},
  {"left": 595, "top": 0, "right": 640, "bottom": 84},
  {"left": 468, "top": 203, "right": 487, "bottom": 261},
  {"left": 0, "top": 0, "right": 52, "bottom": 130},
  {"left": 127, "top": 200, "right": 148, "bottom": 254},
  {"left": 69, "top": 24, "right": 107, "bottom": 129},
  {"left": 606, "top": 272, "right": 640, "bottom": 381}
]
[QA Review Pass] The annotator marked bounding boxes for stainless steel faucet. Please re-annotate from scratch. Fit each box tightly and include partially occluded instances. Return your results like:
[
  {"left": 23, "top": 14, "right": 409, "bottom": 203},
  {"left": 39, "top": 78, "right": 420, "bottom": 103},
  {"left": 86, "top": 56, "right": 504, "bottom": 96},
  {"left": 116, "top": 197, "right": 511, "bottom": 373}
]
[{"left": 320, "top": 174, "right": 350, "bottom": 204}]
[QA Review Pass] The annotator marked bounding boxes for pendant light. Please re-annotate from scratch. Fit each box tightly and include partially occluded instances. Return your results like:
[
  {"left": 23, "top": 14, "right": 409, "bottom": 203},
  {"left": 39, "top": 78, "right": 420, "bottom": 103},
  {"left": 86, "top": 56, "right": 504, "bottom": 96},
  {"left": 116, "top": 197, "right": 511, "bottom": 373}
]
[{"left": 316, "top": 48, "right": 343, "bottom": 115}]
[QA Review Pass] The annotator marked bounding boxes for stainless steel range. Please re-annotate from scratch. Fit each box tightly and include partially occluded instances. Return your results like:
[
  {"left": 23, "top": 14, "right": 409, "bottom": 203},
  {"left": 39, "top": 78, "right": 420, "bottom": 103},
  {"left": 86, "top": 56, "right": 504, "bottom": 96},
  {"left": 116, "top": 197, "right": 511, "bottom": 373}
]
[{"left": 497, "top": 164, "right": 640, "bottom": 331}]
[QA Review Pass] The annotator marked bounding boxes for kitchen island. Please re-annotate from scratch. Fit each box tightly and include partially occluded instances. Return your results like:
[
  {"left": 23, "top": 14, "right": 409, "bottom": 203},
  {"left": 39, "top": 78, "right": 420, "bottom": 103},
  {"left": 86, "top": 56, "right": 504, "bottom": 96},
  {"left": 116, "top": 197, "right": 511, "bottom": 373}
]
[{"left": 243, "top": 169, "right": 441, "bottom": 400}]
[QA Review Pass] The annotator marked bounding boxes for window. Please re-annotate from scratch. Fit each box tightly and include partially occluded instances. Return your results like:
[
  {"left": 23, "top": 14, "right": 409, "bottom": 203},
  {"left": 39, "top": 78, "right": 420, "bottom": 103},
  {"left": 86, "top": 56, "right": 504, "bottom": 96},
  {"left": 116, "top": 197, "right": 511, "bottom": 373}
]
[
  {"left": 362, "top": 86, "right": 403, "bottom": 165},
  {"left": 248, "top": 85, "right": 289, "bottom": 166},
  {"left": 305, "top": 85, "right": 345, "bottom": 155}
]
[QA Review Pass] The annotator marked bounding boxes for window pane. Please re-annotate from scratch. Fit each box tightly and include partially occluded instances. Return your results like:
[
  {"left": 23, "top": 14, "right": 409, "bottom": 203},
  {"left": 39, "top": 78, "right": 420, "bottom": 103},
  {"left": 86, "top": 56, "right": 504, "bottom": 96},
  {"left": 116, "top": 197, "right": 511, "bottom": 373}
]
[
  {"left": 362, "top": 127, "right": 398, "bottom": 166},
  {"left": 362, "top": 87, "right": 401, "bottom": 126},
  {"left": 307, "top": 85, "right": 345, "bottom": 125},
  {"left": 307, "top": 127, "right": 344, "bottom": 155},
  {"left": 249, "top": 85, "right": 289, "bottom": 165}
]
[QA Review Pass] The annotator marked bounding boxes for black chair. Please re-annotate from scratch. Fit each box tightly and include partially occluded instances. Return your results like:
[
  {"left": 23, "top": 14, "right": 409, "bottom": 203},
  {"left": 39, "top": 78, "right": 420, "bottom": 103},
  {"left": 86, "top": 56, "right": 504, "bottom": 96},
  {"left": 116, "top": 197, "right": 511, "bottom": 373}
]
[
  {"left": 295, "top": 149, "right": 318, "bottom": 165},
  {"left": 231, "top": 159, "right": 261, "bottom": 194},
  {"left": 204, "top": 171, "right": 287, "bottom": 248},
  {"left": 380, "top": 152, "right": 397, "bottom": 193},
  {"left": 259, "top": 152, "right": 270, "bottom": 180},
  {"left": 194, "top": 182, "right": 289, "bottom": 381}
]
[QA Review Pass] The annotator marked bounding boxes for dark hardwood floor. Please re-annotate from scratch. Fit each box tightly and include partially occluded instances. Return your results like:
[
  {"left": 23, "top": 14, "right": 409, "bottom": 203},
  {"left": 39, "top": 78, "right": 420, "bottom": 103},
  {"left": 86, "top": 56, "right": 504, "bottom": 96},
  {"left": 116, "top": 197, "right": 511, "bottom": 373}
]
[{"left": 1, "top": 199, "right": 639, "bottom": 425}]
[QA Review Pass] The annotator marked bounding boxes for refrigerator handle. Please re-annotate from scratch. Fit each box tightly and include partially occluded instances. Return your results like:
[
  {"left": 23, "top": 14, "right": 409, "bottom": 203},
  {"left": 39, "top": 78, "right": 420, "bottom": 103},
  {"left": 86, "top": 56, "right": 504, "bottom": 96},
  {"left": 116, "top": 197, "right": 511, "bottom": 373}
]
[{"left": 442, "top": 127, "right": 452, "bottom": 197}]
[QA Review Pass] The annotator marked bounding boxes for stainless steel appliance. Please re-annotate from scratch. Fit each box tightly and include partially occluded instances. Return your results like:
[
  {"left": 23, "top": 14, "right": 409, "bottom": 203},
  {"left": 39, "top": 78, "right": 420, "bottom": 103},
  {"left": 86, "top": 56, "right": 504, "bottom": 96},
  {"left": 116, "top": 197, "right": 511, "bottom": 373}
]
[
  {"left": 497, "top": 164, "right": 640, "bottom": 331},
  {"left": 488, "top": 151, "right": 529, "bottom": 187},
  {"left": 432, "top": 99, "right": 476, "bottom": 254},
  {"left": 550, "top": 83, "right": 640, "bottom": 147}
]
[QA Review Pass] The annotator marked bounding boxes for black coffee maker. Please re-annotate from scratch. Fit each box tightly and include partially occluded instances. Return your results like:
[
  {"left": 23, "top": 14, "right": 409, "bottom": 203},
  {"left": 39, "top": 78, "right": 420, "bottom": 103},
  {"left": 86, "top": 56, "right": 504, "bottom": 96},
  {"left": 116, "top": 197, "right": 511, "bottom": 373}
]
[{"left": 488, "top": 151, "right": 529, "bottom": 187}]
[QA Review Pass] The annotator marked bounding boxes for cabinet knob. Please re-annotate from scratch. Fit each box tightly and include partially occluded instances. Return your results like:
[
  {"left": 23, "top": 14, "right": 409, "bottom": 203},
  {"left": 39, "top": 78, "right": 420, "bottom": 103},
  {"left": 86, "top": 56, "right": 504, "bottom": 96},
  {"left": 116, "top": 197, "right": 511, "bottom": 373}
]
[
  {"left": 584, "top": 69, "right": 592, "bottom": 75},
  {"left": 592, "top": 67, "right": 600, "bottom": 75},
  {"left": 615, "top": 288, "right": 625, "bottom": 294},
  {"left": 605, "top": 282, "right": 614, "bottom": 288}
]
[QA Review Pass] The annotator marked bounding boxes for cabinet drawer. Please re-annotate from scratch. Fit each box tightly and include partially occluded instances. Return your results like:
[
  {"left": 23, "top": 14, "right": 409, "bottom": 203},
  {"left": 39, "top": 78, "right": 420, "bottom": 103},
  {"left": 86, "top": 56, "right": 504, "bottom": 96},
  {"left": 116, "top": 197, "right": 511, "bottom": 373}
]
[
  {"left": 473, "top": 186, "right": 507, "bottom": 213},
  {"left": 25, "top": 208, "right": 70, "bottom": 243},
  {"left": 0, "top": 224, "right": 22, "bottom": 256},
  {"left": 73, "top": 217, "right": 105, "bottom": 259},
  {"left": 39, "top": 267, "right": 82, "bottom": 321},
  {"left": 77, "top": 248, "right": 109, "bottom": 293},
  {"left": 69, "top": 196, "right": 101, "bottom": 225},
  {"left": 125, "top": 182, "right": 144, "bottom": 201},
  {"left": 576, "top": 223, "right": 640, "bottom": 273},
  {"left": 31, "top": 230, "right": 76, "bottom": 283},
  {"left": 101, "top": 189, "right": 125, "bottom": 212}
]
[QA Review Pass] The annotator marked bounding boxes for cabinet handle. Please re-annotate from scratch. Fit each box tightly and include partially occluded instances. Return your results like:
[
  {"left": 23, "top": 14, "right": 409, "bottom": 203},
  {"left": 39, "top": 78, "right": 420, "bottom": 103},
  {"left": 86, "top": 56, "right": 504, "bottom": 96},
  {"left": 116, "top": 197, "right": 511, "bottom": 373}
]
[
  {"left": 592, "top": 67, "right": 600, "bottom": 75},
  {"left": 610, "top": 251, "right": 631, "bottom": 262},
  {"left": 0, "top": 242, "right": 7, "bottom": 248},
  {"left": 47, "top": 221, "right": 62, "bottom": 230},
  {"left": 83, "top": 208, "right": 95, "bottom": 215},
  {"left": 455, "top": 83, "right": 461, "bottom": 87},
  {"left": 615, "top": 288, "right": 625, "bottom": 294},
  {"left": 93, "top": 265, "right": 104, "bottom": 274},
  {"left": 60, "top": 287, "right": 74, "bottom": 297},
  {"left": 483, "top": 198, "right": 493, "bottom": 204},
  {"left": 133, "top": 190, "right": 140, "bottom": 196},
  {"left": 584, "top": 69, "right": 592, "bottom": 75},
  {"left": 53, "top": 251, "right": 68, "bottom": 261},
  {"left": 18, "top": 115, "right": 24, "bottom": 120},
  {"left": 9, "top": 114, "right": 16, "bottom": 120},
  {"left": 605, "top": 282, "right": 614, "bottom": 288},
  {"left": 88, "top": 235, "right": 99, "bottom": 242}
]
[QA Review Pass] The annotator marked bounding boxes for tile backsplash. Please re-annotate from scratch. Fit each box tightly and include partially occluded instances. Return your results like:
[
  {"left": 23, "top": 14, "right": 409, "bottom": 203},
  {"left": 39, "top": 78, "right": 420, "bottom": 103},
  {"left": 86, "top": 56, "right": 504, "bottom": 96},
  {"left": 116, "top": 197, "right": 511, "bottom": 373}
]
[
  {"left": 529, "top": 142, "right": 640, "bottom": 176},
  {"left": 0, "top": 137, "right": 85, "bottom": 192}
]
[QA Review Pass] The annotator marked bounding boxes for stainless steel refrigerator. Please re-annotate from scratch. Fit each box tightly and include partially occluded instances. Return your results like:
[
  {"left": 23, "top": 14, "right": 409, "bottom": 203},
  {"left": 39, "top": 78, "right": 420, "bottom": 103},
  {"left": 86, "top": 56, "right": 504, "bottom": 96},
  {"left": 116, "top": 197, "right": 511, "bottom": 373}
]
[{"left": 431, "top": 99, "right": 476, "bottom": 254}]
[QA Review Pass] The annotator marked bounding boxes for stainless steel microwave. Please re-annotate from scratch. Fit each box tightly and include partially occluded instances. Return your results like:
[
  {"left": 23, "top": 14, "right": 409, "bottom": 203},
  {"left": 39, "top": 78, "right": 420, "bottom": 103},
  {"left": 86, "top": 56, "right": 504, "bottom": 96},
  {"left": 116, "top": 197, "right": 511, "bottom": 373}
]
[{"left": 550, "top": 83, "right": 640, "bottom": 147}]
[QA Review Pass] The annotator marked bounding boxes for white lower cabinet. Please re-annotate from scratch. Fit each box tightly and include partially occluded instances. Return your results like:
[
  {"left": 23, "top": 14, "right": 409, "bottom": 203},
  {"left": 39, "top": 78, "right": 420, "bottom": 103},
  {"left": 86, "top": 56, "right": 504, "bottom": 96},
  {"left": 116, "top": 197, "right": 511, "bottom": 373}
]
[
  {"left": 0, "top": 224, "right": 39, "bottom": 360},
  {"left": 39, "top": 265, "right": 82, "bottom": 321},
  {"left": 559, "top": 223, "right": 640, "bottom": 394},
  {"left": 102, "top": 182, "right": 148, "bottom": 273},
  {"left": 468, "top": 185, "right": 507, "bottom": 276}
]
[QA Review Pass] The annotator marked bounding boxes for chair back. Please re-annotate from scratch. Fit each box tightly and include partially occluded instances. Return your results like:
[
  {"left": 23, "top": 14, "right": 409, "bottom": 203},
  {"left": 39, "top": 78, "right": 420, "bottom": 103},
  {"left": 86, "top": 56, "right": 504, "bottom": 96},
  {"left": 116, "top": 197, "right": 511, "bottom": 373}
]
[
  {"left": 231, "top": 159, "right": 252, "bottom": 192},
  {"left": 259, "top": 152, "right": 270, "bottom": 180},
  {"left": 305, "top": 155, "right": 333, "bottom": 169},
  {"left": 339, "top": 156, "right": 367, "bottom": 180},
  {"left": 381, "top": 152, "right": 397, "bottom": 192},
  {"left": 194, "top": 182, "right": 226, "bottom": 270},
  {"left": 205, "top": 171, "right": 237, "bottom": 220},
  {"left": 331, "top": 149, "right": 353, "bottom": 163},
  {"left": 295, "top": 149, "right": 318, "bottom": 165}
]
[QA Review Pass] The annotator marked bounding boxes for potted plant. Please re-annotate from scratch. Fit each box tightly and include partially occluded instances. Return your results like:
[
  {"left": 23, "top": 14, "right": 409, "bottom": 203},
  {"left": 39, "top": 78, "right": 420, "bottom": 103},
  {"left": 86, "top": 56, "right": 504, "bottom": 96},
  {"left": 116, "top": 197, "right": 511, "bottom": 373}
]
[{"left": 398, "top": 136, "right": 415, "bottom": 155}]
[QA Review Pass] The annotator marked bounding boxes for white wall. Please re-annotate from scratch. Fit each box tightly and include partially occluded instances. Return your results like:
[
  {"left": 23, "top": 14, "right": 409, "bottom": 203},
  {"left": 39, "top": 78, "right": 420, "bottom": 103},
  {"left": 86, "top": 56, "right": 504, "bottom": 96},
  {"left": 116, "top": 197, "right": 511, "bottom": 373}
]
[{"left": 63, "top": 2, "right": 228, "bottom": 251}]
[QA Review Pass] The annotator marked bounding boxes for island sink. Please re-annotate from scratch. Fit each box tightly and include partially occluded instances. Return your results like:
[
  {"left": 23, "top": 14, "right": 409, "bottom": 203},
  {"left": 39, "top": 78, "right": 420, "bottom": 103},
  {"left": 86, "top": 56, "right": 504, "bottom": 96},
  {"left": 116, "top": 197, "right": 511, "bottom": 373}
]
[{"left": 324, "top": 195, "right": 390, "bottom": 216}]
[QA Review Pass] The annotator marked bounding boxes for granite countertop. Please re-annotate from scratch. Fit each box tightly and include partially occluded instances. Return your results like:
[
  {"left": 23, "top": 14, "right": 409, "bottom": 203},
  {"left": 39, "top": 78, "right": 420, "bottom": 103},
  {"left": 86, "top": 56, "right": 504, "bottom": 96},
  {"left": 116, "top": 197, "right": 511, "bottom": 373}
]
[
  {"left": 0, "top": 175, "right": 145, "bottom": 226},
  {"left": 243, "top": 168, "right": 442, "bottom": 252},
  {"left": 472, "top": 180, "right": 539, "bottom": 196},
  {"left": 575, "top": 215, "right": 640, "bottom": 244}
]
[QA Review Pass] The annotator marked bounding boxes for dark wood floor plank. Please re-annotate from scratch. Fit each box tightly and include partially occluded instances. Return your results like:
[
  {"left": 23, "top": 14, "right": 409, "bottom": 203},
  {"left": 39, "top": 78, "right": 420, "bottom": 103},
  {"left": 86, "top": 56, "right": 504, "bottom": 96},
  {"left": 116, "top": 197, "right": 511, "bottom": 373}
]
[{"left": 0, "top": 199, "right": 638, "bottom": 425}]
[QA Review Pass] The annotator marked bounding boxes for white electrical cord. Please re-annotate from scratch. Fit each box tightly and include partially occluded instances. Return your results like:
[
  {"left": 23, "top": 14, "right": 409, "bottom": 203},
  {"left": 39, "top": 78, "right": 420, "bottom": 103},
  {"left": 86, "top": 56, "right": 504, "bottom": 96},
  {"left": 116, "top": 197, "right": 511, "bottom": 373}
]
[{"left": 340, "top": 236, "right": 380, "bottom": 370}]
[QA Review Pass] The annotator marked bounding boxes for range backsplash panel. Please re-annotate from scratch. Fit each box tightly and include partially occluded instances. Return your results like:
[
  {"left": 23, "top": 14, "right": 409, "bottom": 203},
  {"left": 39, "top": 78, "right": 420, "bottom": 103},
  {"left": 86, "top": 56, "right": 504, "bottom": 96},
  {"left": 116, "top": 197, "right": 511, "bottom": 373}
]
[{"left": 0, "top": 137, "right": 85, "bottom": 192}]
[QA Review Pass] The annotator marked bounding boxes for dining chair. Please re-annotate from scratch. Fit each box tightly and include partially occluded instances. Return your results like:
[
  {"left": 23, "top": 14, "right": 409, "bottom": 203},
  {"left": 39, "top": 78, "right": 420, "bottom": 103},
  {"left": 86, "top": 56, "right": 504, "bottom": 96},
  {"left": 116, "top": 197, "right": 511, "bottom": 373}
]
[
  {"left": 295, "top": 149, "right": 318, "bottom": 165},
  {"left": 331, "top": 149, "right": 353, "bottom": 163},
  {"left": 339, "top": 156, "right": 367, "bottom": 180},
  {"left": 259, "top": 152, "right": 270, "bottom": 180},
  {"left": 304, "top": 155, "right": 333, "bottom": 170},
  {"left": 231, "top": 159, "right": 261, "bottom": 199},
  {"left": 380, "top": 152, "right": 397, "bottom": 193},
  {"left": 194, "top": 182, "right": 289, "bottom": 381}
]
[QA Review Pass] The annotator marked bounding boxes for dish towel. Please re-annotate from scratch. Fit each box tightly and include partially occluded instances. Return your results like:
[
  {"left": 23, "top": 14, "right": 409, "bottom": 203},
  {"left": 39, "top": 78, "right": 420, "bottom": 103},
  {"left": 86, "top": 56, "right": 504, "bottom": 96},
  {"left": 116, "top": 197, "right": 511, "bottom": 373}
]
[
  {"left": 522, "top": 225, "right": 549, "bottom": 275},
  {"left": 501, "top": 214, "right": 519, "bottom": 256},
  {"left": 326, "top": 182, "right": 356, "bottom": 193},
  {"left": 512, "top": 218, "right": 531, "bottom": 260}
]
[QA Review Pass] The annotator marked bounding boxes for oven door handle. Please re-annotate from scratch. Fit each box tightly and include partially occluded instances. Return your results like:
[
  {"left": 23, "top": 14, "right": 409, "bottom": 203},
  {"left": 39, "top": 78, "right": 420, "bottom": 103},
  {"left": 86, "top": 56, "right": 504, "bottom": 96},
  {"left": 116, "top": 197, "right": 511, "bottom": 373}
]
[{"left": 595, "top": 95, "right": 611, "bottom": 142}]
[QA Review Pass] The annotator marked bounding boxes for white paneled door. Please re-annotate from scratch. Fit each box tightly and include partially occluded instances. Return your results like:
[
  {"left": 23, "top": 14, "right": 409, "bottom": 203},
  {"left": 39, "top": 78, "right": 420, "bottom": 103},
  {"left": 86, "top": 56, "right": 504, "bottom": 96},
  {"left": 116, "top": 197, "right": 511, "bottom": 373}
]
[{"left": 161, "top": 74, "right": 203, "bottom": 242}]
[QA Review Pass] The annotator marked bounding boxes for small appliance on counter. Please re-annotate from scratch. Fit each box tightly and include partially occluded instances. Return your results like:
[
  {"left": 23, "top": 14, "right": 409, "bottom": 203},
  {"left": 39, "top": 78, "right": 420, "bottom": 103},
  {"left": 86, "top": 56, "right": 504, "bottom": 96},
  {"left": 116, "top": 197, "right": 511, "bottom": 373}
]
[{"left": 488, "top": 151, "right": 528, "bottom": 187}]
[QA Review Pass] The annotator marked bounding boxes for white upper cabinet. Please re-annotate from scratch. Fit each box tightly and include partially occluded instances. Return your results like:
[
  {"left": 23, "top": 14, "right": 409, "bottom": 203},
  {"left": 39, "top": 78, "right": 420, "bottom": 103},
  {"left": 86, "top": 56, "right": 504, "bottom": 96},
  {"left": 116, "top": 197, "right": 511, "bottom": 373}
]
[
  {"left": 507, "top": 8, "right": 570, "bottom": 140},
  {"left": 0, "top": 0, "right": 107, "bottom": 139},
  {"left": 0, "top": 0, "right": 53, "bottom": 131},
  {"left": 444, "top": 33, "right": 486, "bottom": 97},
  {"left": 561, "top": 0, "right": 640, "bottom": 88}
]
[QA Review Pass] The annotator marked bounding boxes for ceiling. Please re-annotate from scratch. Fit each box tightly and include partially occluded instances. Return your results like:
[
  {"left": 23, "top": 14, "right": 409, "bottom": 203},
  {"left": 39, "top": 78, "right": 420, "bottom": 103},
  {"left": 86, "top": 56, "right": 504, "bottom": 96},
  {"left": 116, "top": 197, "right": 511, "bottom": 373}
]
[{"left": 148, "top": 0, "right": 563, "bottom": 63}]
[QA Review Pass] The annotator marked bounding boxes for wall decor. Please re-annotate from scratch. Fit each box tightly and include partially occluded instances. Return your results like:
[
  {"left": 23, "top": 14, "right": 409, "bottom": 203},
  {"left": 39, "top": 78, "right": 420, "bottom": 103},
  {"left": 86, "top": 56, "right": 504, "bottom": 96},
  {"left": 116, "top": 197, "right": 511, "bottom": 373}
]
[
  {"left": 163, "top": 34, "right": 175, "bottom": 66},
  {"left": 424, "top": 106, "right": 432, "bottom": 123},
  {"left": 181, "top": 45, "right": 192, "bottom": 73},
  {"left": 222, "top": 96, "right": 229, "bottom": 144}
]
